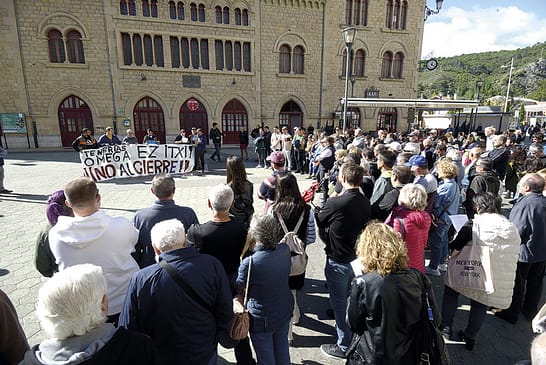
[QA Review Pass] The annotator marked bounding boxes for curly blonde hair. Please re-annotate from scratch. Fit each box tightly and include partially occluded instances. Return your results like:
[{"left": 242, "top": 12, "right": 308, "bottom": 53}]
[
  {"left": 356, "top": 222, "right": 408, "bottom": 275},
  {"left": 436, "top": 159, "right": 458, "bottom": 179}
]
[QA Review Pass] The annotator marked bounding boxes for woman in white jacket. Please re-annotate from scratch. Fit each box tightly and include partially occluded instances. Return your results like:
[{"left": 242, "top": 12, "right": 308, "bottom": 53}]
[{"left": 440, "top": 192, "right": 520, "bottom": 351}]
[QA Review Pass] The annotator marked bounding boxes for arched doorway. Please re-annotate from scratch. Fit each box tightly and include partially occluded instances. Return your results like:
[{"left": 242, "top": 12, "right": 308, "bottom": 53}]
[
  {"left": 133, "top": 96, "right": 166, "bottom": 143},
  {"left": 180, "top": 98, "right": 208, "bottom": 137},
  {"left": 221, "top": 99, "right": 248, "bottom": 144},
  {"left": 58, "top": 95, "right": 93, "bottom": 147},
  {"left": 377, "top": 107, "right": 397, "bottom": 132},
  {"left": 279, "top": 100, "right": 303, "bottom": 131}
]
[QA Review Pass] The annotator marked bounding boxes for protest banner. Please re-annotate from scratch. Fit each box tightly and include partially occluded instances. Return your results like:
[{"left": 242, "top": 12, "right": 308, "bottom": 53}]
[{"left": 80, "top": 144, "right": 195, "bottom": 182}]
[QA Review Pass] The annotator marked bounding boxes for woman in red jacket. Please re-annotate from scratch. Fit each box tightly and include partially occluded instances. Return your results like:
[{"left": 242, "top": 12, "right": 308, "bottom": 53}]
[{"left": 385, "top": 183, "right": 432, "bottom": 272}]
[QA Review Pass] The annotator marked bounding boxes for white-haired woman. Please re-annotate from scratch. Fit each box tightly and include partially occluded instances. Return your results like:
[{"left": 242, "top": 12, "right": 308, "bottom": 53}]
[
  {"left": 385, "top": 183, "right": 432, "bottom": 272},
  {"left": 236, "top": 214, "right": 294, "bottom": 365},
  {"left": 19, "top": 264, "right": 161, "bottom": 365}
]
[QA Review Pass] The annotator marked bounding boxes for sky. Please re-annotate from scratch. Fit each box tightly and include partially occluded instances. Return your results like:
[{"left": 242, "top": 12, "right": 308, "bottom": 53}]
[{"left": 421, "top": 0, "right": 546, "bottom": 58}]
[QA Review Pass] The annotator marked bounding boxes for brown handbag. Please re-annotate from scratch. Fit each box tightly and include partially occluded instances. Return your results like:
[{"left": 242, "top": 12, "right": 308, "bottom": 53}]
[{"left": 229, "top": 256, "right": 252, "bottom": 340}]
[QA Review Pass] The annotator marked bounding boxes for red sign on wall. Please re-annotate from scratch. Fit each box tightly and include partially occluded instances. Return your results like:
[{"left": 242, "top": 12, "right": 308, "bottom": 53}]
[{"left": 187, "top": 99, "right": 199, "bottom": 111}]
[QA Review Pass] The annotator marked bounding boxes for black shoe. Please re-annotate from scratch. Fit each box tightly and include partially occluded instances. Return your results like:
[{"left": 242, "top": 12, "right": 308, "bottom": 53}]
[
  {"left": 320, "top": 344, "right": 347, "bottom": 359},
  {"left": 326, "top": 309, "right": 335, "bottom": 319},
  {"left": 457, "top": 330, "right": 475, "bottom": 351},
  {"left": 0, "top": 189, "right": 12, "bottom": 194},
  {"left": 495, "top": 310, "right": 518, "bottom": 324},
  {"left": 441, "top": 326, "right": 452, "bottom": 341}
]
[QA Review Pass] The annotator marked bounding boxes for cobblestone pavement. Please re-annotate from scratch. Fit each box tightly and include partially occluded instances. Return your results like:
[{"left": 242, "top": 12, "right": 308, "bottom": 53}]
[{"left": 0, "top": 147, "right": 541, "bottom": 364}]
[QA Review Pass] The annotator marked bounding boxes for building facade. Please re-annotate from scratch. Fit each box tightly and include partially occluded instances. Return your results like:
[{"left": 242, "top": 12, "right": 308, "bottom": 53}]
[{"left": 0, "top": 0, "right": 425, "bottom": 148}]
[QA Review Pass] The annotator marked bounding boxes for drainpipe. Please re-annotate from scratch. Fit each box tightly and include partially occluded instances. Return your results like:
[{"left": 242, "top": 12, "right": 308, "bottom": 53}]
[
  {"left": 317, "top": 3, "right": 326, "bottom": 129},
  {"left": 102, "top": 0, "right": 118, "bottom": 135}
]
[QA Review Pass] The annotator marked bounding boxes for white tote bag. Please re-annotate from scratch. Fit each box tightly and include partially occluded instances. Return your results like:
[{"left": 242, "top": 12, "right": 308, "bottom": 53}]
[{"left": 446, "top": 220, "right": 494, "bottom": 294}]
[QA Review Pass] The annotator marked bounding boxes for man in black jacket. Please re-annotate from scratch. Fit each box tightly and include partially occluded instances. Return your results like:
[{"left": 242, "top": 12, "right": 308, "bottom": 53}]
[
  {"left": 462, "top": 158, "right": 500, "bottom": 218},
  {"left": 316, "top": 162, "right": 371, "bottom": 359},
  {"left": 209, "top": 122, "right": 224, "bottom": 162}
]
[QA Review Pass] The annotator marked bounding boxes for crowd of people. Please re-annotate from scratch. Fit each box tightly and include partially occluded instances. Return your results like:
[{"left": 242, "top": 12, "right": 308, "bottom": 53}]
[{"left": 2, "top": 122, "right": 546, "bottom": 365}]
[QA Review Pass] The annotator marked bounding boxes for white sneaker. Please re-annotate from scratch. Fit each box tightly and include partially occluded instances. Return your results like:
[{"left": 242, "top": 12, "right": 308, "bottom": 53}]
[
  {"left": 438, "top": 263, "right": 448, "bottom": 272},
  {"left": 425, "top": 266, "right": 441, "bottom": 277},
  {"left": 256, "top": 164, "right": 262, "bottom": 168}
]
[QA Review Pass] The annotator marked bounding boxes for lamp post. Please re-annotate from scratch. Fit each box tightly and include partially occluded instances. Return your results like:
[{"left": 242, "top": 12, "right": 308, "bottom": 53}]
[
  {"left": 504, "top": 57, "right": 514, "bottom": 113},
  {"left": 350, "top": 74, "right": 357, "bottom": 97},
  {"left": 341, "top": 27, "right": 357, "bottom": 133},
  {"left": 424, "top": 0, "right": 444, "bottom": 21}
]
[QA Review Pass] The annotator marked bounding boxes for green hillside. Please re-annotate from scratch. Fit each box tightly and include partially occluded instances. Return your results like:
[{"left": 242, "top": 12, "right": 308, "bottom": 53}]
[{"left": 418, "top": 41, "right": 546, "bottom": 107}]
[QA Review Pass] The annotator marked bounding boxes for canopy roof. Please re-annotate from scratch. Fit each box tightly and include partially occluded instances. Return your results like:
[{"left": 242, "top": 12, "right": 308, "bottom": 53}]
[{"left": 343, "top": 98, "right": 479, "bottom": 110}]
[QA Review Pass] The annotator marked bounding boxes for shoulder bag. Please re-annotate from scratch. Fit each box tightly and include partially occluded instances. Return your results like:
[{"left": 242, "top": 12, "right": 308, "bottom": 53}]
[{"left": 229, "top": 256, "right": 252, "bottom": 340}]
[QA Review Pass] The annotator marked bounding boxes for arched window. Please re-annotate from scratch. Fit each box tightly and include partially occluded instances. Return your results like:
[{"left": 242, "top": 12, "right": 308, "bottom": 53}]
[
  {"left": 58, "top": 95, "right": 93, "bottom": 148},
  {"left": 354, "top": 49, "right": 365, "bottom": 77},
  {"left": 142, "top": 0, "right": 150, "bottom": 17},
  {"left": 225, "top": 41, "right": 233, "bottom": 71},
  {"left": 381, "top": 51, "right": 393, "bottom": 78},
  {"left": 191, "top": 38, "right": 199, "bottom": 68},
  {"left": 190, "top": 3, "right": 197, "bottom": 21},
  {"left": 180, "top": 98, "right": 208, "bottom": 136},
  {"left": 215, "top": 6, "right": 222, "bottom": 23},
  {"left": 171, "top": 36, "right": 180, "bottom": 67},
  {"left": 385, "top": 0, "right": 393, "bottom": 28},
  {"left": 177, "top": 1, "right": 185, "bottom": 19},
  {"left": 234, "top": 41, "right": 242, "bottom": 71},
  {"left": 66, "top": 30, "right": 85, "bottom": 64},
  {"left": 144, "top": 35, "right": 153, "bottom": 66},
  {"left": 215, "top": 40, "right": 224, "bottom": 70},
  {"left": 223, "top": 7, "right": 230, "bottom": 24},
  {"left": 361, "top": 0, "right": 368, "bottom": 25},
  {"left": 242, "top": 9, "right": 249, "bottom": 25},
  {"left": 198, "top": 4, "right": 205, "bottom": 22},
  {"left": 345, "top": 0, "right": 353, "bottom": 24},
  {"left": 393, "top": 52, "right": 404, "bottom": 78},
  {"left": 400, "top": 0, "right": 407, "bottom": 29},
  {"left": 293, "top": 46, "right": 304, "bottom": 74},
  {"left": 181, "top": 37, "right": 190, "bottom": 68},
  {"left": 235, "top": 8, "right": 241, "bottom": 25},
  {"left": 133, "top": 97, "right": 165, "bottom": 144},
  {"left": 133, "top": 34, "right": 143, "bottom": 66},
  {"left": 128, "top": 0, "right": 136, "bottom": 15},
  {"left": 151, "top": 0, "right": 158, "bottom": 17},
  {"left": 279, "top": 100, "right": 303, "bottom": 130},
  {"left": 200, "top": 39, "right": 209, "bottom": 69},
  {"left": 393, "top": 0, "right": 400, "bottom": 28},
  {"left": 222, "top": 99, "right": 248, "bottom": 144},
  {"left": 154, "top": 35, "right": 164, "bottom": 67},
  {"left": 279, "top": 44, "right": 291, "bottom": 73},
  {"left": 243, "top": 42, "right": 251, "bottom": 71},
  {"left": 346, "top": 0, "right": 368, "bottom": 26},
  {"left": 120, "top": 0, "right": 128, "bottom": 15},
  {"left": 48, "top": 30, "right": 65, "bottom": 63},
  {"left": 121, "top": 33, "right": 132, "bottom": 65},
  {"left": 169, "top": 1, "right": 176, "bottom": 18}
]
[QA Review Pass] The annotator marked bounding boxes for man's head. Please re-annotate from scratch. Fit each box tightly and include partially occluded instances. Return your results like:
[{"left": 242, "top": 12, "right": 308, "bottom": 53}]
[
  {"left": 197, "top": 128, "right": 203, "bottom": 135},
  {"left": 494, "top": 135, "right": 507, "bottom": 148},
  {"left": 208, "top": 184, "right": 234, "bottom": 212},
  {"left": 392, "top": 165, "right": 413, "bottom": 186},
  {"left": 151, "top": 218, "right": 186, "bottom": 253},
  {"left": 82, "top": 128, "right": 91, "bottom": 137},
  {"left": 422, "top": 138, "right": 432, "bottom": 148},
  {"left": 151, "top": 174, "right": 176, "bottom": 200},
  {"left": 37, "top": 264, "right": 107, "bottom": 340},
  {"left": 405, "top": 155, "right": 428, "bottom": 175},
  {"left": 179, "top": 129, "right": 185, "bottom": 135},
  {"left": 212, "top": 122, "right": 218, "bottom": 128},
  {"left": 340, "top": 162, "right": 364, "bottom": 188},
  {"left": 533, "top": 132, "right": 544, "bottom": 144},
  {"left": 519, "top": 173, "right": 546, "bottom": 195},
  {"left": 266, "top": 151, "right": 285, "bottom": 169},
  {"left": 485, "top": 126, "right": 496, "bottom": 137},
  {"left": 475, "top": 158, "right": 493, "bottom": 173},
  {"left": 147, "top": 128, "right": 154, "bottom": 135},
  {"left": 191, "top": 127, "right": 197, "bottom": 134},
  {"left": 126, "top": 129, "right": 134, "bottom": 136},
  {"left": 469, "top": 147, "right": 482, "bottom": 161},
  {"left": 377, "top": 150, "right": 396, "bottom": 171},
  {"left": 64, "top": 177, "right": 99, "bottom": 214},
  {"left": 105, "top": 127, "right": 113, "bottom": 135},
  {"left": 530, "top": 143, "right": 545, "bottom": 158}
]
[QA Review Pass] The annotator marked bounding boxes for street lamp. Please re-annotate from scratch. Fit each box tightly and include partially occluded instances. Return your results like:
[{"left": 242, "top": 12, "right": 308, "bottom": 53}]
[
  {"left": 350, "top": 74, "right": 357, "bottom": 97},
  {"left": 341, "top": 27, "right": 357, "bottom": 133},
  {"left": 503, "top": 57, "right": 514, "bottom": 113},
  {"left": 424, "top": 0, "right": 444, "bottom": 21},
  {"left": 476, "top": 80, "right": 484, "bottom": 102}
]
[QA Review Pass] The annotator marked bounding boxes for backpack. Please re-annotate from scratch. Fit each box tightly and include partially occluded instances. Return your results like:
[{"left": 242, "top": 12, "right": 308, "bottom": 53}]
[{"left": 277, "top": 212, "right": 307, "bottom": 276}]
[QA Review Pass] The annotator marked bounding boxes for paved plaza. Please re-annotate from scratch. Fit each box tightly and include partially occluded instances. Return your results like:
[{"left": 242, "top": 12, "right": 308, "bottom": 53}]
[{"left": 0, "top": 147, "right": 541, "bottom": 364}]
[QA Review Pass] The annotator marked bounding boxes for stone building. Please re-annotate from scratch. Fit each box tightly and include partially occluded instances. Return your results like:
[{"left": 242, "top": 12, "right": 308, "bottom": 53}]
[{"left": 0, "top": 0, "right": 425, "bottom": 148}]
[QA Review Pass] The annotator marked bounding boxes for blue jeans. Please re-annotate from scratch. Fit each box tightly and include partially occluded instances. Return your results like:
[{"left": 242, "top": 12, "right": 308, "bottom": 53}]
[
  {"left": 211, "top": 142, "right": 221, "bottom": 160},
  {"left": 325, "top": 258, "right": 354, "bottom": 351},
  {"left": 441, "top": 285, "right": 487, "bottom": 339},
  {"left": 428, "top": 222, "right": 450, "bottom": 269},
  {"left": 250, "top": 320, "right": 290, "bottom": 365}
]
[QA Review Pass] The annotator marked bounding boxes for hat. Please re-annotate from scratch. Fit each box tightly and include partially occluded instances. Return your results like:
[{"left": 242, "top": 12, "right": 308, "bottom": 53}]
[
  {"left": 266, "top": 151, "right": 286, "bottom": 165},
  {"left": 429, "top": 129, "right": 438, "bottom": 134},
  {"left": 388, "top": 141, "right": 402, "bottom": 152},
  {"left": 405, "top": 155, "right": 428, "bottom": 168}
]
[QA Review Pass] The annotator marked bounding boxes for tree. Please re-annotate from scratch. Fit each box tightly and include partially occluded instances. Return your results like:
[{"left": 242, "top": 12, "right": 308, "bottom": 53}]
[{"left": 519, "top": 104, "right": 526, "bottom": 123}]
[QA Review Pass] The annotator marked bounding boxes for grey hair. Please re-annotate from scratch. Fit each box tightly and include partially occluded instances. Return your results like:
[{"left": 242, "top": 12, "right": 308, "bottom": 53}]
[
  {"left": 37, "top": 264, "right": 107, "bottom": 339},
  {"left": 360, "top": 160, "right": 370, "bottom": 174},
  {"left": 398, "top": 183, "right": 428, "bottom": 211},
  {"left": 249, "top": 213, "right": 281, "bottom": 250},
  {"left": 403, "top": 142, "right": 421, "bottom": 156},
  {"left": 530, "top": 143, "right": 544, "bottom": 153},
  {"left": 151, "top": 218, "right": 186, "bottom": 252},
  {"left": 152, "top": 173, "right": 176, "bottom": 199},
  {"left": 208, "top": 184, "right": 234, "bottom": 212}
]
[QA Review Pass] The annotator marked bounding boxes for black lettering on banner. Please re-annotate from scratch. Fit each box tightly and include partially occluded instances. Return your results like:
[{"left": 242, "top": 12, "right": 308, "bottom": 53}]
[
  {"left": 147, "top": 145, "right": 159, "bottom": 158},
  {"left": 137, "top": 145, "right": 148, "bottom": 159},
  {"left": 133, "top": 160, "right": 143, "bottom": 174}
]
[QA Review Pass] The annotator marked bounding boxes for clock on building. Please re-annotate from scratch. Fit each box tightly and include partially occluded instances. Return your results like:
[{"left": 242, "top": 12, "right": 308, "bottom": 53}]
[{"left": 426, "top": 59, "right": 438, "bottom": 71}]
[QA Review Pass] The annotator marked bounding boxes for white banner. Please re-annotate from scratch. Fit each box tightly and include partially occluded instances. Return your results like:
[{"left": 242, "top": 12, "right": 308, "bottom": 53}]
[{"left": 79, "top": 144, "right": 195, "bottom": 182}]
